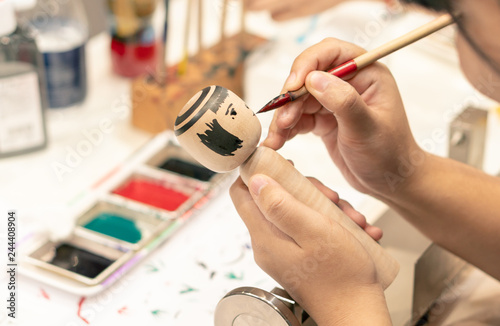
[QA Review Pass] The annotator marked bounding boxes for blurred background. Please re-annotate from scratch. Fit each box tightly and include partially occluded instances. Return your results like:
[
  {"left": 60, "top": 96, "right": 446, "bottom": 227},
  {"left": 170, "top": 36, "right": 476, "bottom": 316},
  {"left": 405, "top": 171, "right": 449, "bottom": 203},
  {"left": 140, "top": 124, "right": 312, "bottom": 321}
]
[
  {"left": 83, "top": 0, "right": 107, "bottom": 38},
  {"left": 1, "top": 0, "right": 500, "bottom": 325}
]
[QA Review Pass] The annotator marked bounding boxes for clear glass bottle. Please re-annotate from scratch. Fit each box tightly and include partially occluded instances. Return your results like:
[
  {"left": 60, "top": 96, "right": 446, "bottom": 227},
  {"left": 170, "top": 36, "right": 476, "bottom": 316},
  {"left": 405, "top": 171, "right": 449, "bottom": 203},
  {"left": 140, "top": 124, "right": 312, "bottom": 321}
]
[
  {"left": 0, "top": 0, "right": 48, "bottom": 158},
  {"left": 17, "top": 0, "right": 89, "bottom": 108}
]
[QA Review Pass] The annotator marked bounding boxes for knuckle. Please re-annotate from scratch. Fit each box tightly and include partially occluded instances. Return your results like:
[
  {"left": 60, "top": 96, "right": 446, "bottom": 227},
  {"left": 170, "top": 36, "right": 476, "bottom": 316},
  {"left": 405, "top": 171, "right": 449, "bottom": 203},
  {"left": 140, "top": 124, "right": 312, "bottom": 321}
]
[
  {"left": 253, "top": 251, "right": 266, "bottom": 268},
  {"left": 229, "top": 179, "right": 247, "bottom": 200},
  {"left": 229, "top": 183, "right": 235, "bottom": 195},
  {"left": 320, "top": 37, "right": 366, "bottom": 56},
  {"left": 251, "top": 241, "right": 272, "bottom": 268},
  {"left": 320, "top": 37, "right": 337, "bottom": 45},
  {"left": 229, "top": 182, "right": 239, "bottom": 199},
  {"left": 264, "top": 192, "right": 289, "bottom": 224},
  {"left": 337, "top": 85, "right": 360, "bottom": 110}
]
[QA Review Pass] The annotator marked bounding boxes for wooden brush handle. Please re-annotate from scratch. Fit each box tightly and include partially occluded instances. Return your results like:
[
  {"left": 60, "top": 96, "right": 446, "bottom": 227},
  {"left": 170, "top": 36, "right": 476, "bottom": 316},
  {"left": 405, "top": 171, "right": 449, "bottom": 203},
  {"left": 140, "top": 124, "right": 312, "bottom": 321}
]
[
  {"left": 240, "top": 146, "right": 399, "bottom": 290},
  {"left": 284, "top": 14, "right": 454, "bottom": 108}
]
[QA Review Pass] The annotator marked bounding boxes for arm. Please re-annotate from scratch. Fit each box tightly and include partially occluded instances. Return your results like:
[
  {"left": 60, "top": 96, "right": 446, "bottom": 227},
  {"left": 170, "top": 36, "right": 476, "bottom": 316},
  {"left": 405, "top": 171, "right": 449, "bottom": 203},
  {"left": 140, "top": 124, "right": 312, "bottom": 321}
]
[{"left": 380, "top": 153, "right": 500, "bottom": 280}]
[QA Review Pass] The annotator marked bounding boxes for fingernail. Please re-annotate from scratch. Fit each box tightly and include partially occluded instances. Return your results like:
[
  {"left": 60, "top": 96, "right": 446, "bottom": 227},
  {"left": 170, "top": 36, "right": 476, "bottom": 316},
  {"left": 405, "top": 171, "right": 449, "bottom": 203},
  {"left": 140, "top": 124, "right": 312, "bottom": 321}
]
[
  {"left": 309, "top": 71, "right": 330, "bottom": 93},
  {"left": 250, "top": 175, "right": 268, "bottom": 196},
  {"left": 284, "top": 72, "right": 297, "bottom": 90}
]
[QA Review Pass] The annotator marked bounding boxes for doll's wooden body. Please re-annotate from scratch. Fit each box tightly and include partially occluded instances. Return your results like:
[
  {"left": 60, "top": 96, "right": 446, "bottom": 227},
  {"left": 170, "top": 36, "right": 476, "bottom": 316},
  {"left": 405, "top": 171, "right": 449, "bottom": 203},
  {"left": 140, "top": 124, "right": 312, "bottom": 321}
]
[{"left": 175, "top": 85, "right": 399, "bottom": 289}]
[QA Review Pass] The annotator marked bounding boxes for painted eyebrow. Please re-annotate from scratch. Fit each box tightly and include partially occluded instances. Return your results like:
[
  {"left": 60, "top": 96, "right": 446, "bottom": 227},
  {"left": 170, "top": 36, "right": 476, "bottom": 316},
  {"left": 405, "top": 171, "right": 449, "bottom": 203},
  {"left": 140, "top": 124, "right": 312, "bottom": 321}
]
[{"left": 225, "top": 103, "right": 234, "bottom": 115}]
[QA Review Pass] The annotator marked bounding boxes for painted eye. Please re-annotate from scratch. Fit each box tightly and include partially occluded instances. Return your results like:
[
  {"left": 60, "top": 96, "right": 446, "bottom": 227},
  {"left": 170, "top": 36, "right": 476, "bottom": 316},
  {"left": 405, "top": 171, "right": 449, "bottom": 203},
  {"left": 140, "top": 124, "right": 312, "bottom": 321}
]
[
  {"left": 226, "top": 104, "right": 237, "bottom": 119},
  {"left": 245, "top": 104, "right": 256, "bottom": 116}
]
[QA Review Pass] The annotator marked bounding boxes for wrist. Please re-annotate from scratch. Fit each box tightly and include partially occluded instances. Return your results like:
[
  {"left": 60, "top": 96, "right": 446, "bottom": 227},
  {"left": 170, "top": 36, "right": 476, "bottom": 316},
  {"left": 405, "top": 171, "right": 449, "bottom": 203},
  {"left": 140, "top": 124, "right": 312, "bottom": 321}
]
[
  {"left": 373, "top": 145, "right": 434, "bottom": 204},
  {"left": 306, "top": 284, "right": 392, "bottom": 326}
]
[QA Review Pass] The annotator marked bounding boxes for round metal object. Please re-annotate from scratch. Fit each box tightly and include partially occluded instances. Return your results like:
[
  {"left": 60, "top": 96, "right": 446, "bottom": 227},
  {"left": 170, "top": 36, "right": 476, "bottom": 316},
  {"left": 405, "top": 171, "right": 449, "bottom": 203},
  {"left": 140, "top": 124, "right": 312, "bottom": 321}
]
[{"left": 214, "top": 287, "right": 301, "bottom": 326}]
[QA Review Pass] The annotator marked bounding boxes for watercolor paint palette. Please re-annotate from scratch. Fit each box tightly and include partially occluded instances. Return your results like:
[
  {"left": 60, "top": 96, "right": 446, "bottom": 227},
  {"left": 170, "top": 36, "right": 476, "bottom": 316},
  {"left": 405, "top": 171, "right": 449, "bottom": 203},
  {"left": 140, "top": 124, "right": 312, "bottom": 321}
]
[{"left": 21, "top": 132, "right": 231, "bottom": 295}]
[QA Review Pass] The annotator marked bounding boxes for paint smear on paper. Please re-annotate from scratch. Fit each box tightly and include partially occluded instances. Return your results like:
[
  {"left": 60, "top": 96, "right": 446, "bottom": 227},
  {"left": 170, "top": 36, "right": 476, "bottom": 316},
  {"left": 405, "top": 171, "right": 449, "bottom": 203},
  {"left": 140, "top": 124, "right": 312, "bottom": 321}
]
[
  {"left": 151, "top": 309, "right": 166, "bottom": 317},
  {"left": 225, "top": 271, "right": 243, "bottom": 280},
  {"left": 78, "top": 297, "right": 90, "bottom": 324},
  {"left": 180, "top": 285, "right": 198, "bottom": 294},
  {"left": 40, "top": 288, "right": 50, "bottom": 300},
  {"left": 145, "top": 261, "right": 164, "bottom": 273},
  {"left": 118, "top": 306, "right": 128, "bottom": 314}
]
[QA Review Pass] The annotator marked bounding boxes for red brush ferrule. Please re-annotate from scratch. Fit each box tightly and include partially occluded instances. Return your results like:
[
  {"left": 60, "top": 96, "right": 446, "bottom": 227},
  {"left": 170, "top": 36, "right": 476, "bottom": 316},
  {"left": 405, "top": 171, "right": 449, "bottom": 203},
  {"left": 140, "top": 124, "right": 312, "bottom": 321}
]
[{"left": 327, "top": 59, "right": 358, "bottom": 79}]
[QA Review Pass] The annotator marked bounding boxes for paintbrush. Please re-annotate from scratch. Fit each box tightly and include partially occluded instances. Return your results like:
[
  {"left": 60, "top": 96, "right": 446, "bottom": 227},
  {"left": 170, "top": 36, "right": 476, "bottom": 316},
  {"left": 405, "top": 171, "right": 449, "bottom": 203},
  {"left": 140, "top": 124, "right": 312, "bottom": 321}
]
[
  {"left": 157, "top": 0, "right": 170, "bottom": 85},
  {"left": 178, "top": 0, "right": 193, "bottom": 75},
  {"left": 257, "top": 13, "right": 455, "bottom": 114},
  {"left": 221, "top": 0, "right": 229, "bottom": 43},
  {"left": 197, "top": 0, "right": 203, "bottom": 52}
]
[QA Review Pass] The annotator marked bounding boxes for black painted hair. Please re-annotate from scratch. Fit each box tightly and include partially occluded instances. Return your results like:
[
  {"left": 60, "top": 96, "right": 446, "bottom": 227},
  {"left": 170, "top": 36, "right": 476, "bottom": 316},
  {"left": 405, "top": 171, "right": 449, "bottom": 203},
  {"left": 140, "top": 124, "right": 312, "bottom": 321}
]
[
  {"left": 197, "top": 119, "right": 243, "bottom": 157},
  {"left": 207, "top": 87, "right": 229, "bottom": 114}
]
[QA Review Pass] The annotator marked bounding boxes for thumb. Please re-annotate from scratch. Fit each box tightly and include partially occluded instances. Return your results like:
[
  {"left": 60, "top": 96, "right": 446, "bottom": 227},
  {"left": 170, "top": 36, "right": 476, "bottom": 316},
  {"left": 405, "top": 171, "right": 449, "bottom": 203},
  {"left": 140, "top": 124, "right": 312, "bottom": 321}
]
[
  {"left": 306, "top": 71, "right": 376, "bottom": 139},
  {"left": 248, "top": 174, "right": 326, "bottom": 245}
]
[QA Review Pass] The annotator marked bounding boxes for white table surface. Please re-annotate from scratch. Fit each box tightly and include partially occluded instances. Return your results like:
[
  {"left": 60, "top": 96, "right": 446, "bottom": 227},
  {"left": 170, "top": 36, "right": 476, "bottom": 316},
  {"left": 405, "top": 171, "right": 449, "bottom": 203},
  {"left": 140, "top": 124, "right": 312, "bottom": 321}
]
[{"left": 1, "top": 1, "right": 499, "bottom": 325}]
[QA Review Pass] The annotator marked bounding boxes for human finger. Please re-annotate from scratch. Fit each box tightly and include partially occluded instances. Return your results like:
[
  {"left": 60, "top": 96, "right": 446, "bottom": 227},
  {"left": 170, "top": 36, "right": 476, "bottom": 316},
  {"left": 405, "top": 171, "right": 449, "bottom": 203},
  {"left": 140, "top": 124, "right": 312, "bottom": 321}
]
[
  {"left": 248, "top": 174, "right": 332, "bottom": 246},
  {"left": 307, "top": 177, "right": 340, "bottom": 204},
  {"left": 230, "top": 176, "right": 296, "bottom": 245},
  {"left": 281, "top": 38, "right": 367, "bottom": 94},
  {"left": 306, "top": 71, "right": 377, "bottom": 140},
  {"left": 337, "top": 199, "right": 383, "bottom": 241}
]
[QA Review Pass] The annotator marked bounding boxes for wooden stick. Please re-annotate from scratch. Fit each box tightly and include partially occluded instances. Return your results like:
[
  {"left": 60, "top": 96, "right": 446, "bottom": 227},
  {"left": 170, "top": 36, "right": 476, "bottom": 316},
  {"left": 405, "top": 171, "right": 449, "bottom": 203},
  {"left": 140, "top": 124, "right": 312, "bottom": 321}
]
[
  {"left": 197, "top": 0, "right": 203, "bottom": 52},
  {"left": 220, "top": 0, "right": 228, "bottom": 43},
  {"left": 238, "top": 0, "right": 246, "bottom": 52},
  {"left": 240, "top": 147, "right": 400, "bottom": 290},
  {"left": 258, "top": 13, "right": 455, "bottom": 113},
  {"left": 157, "top": 0, "right": 170, "bottom": 85},
  {"left": 178, "top": 0, "right": 193, "bottom": 75},
  {"left": 354, "top": 13, "right": 454, "bottom": 68},
  {"left": 240, "top": 0, "right": 246, "bottom": 35}
]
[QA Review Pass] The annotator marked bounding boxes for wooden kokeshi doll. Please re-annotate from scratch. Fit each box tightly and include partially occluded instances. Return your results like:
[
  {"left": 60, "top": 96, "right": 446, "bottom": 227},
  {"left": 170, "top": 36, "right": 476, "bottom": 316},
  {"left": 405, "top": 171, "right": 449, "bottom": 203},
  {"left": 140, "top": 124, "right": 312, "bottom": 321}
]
[
  {"left": 175, "top": 85, "right": 399, "bottom": 289},
  {"left": 174, "top": 85, "right": 261, "bottom": 172}
]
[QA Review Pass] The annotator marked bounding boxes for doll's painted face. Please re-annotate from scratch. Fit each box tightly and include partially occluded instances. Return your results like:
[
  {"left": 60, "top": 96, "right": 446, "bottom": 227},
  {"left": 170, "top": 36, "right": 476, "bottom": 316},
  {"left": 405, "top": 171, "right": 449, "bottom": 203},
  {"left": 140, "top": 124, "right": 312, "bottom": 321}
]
[{"left": 175, "top": 86, "right": 261, "bottom": 172}]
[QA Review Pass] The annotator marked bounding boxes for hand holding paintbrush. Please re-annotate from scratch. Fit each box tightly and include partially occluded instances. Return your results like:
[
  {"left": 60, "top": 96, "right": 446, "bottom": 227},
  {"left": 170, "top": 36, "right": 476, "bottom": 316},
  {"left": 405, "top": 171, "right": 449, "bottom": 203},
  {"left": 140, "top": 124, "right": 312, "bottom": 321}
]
[
  {"left": 258, "top": 13, "right": 455, "bottom": 113},
  {"left": 170, "top": 12, "right": 458, "bottom": 309}
]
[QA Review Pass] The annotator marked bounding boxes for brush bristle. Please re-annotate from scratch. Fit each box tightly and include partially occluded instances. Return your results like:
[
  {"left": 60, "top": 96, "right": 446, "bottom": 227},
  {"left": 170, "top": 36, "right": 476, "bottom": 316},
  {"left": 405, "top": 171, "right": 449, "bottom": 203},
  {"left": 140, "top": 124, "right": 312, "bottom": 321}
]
[{"left": 257, "top": 93, "right": 292, "bottom": 114}]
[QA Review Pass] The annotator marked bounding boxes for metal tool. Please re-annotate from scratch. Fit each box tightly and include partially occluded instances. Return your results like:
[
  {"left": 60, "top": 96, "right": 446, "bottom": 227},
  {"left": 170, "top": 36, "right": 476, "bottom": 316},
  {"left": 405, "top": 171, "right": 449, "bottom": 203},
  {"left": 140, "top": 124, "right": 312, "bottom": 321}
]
[{"left": 214, "top": 287, "right": 316, "bottom": 326}]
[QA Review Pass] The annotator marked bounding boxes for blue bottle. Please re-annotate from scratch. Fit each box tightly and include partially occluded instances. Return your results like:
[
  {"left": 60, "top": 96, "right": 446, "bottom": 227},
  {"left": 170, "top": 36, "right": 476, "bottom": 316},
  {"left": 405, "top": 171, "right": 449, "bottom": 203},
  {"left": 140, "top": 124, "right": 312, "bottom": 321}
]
[{"left": 18, "top": 0, "right": 89, "bottom": 108}]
